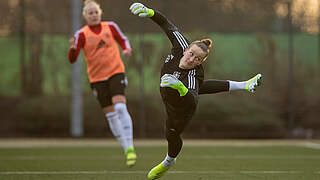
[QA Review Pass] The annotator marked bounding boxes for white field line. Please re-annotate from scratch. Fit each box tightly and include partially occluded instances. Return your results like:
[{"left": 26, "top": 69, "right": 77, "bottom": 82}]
[
  {"left": 0, "top": 170, "right": 316, "bottom": 175},
  {"left": 1, "top": 139, "right": 320, "bottom": 148},
  {"left": 1, "top": 155, "right": 320, "bottom": 161},
  {"left": 0, "top": 171, "right": 146, "bottom": 175},
  {"left": 239, "top": 171, "right": 301, "bottom": 174},
  {"left": 303, "top": 142, "right": 320, "bottom": 150}
]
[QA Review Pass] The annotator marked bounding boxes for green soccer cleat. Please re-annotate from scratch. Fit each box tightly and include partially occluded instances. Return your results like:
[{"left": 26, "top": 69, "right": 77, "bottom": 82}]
[
  {"left": 125, "top": 147, "right": 137, "bottom": 167},
  {"left": 245, "top": 74, "right": 262, "bottom": 92},
  {"left": 147, "top": 161, "right": 173, "bottom": 180}
]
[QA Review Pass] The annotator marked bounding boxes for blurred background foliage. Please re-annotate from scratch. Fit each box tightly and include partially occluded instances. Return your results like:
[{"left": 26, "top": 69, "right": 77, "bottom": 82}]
[{"left": 0, "top": 0, "right": 319, "bottom": 138}]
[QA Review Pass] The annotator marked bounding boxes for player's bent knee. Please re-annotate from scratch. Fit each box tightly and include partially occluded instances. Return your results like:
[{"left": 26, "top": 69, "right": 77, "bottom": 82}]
[
  {"left": 112, "top": 95, "right": 126, "bottom": 104},
  {"left": 102, "top": 105, "right": 114, "bottom": 114},
  {"left": 165, "top": 128, "right": 180, "bottom": 142}
]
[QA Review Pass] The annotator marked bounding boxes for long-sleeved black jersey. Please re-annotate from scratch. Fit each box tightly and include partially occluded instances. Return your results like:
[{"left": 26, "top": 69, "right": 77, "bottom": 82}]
[
  {"left": 151, "top": 11, "right": 204, "bottom": 99},
  {"left": 150, "top": 10, "right": 229, "bottom": 134},
  {"left": 151, "top": 11, "right": 229, "bottom": 97}
]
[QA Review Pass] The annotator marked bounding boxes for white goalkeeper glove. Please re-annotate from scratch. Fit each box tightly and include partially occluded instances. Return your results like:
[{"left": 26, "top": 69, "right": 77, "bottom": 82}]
[
  {"left": 160, "top": 74, "right": 188, "bottom": 96},
  {"left": 129, "top": 2, "right": 154, "bottom": 18}
]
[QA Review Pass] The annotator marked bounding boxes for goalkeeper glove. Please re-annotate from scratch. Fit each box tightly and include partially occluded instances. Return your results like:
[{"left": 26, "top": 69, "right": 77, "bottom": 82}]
[
  {"left": 129, "top": 2, "right": 154, "bottom": 18},
  {"left": 160, "top": 74, "right": 188, "bottom": 96}
]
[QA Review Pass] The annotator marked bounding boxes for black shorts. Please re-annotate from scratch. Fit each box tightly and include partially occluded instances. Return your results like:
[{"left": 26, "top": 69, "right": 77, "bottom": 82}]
[
  {"left": 160, "top": 87, "right": 198, "bottom": 134},
  {"left": 90, "top": 73, "right": 128, "bottom": 108}
]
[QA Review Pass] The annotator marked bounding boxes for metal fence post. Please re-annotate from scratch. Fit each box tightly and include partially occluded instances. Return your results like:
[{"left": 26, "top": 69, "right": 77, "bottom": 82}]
[
  {"left": 287, "top": 2, "right": 295, "bottom": 137},
  {"left": 70, "top": 0, "right": 83, "bottom": 137}
]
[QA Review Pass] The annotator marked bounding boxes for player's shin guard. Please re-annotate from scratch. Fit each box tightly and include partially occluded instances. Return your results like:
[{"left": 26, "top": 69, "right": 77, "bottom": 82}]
[
  {"left": 114, "top": 103, "right": 134, "bottom": 150},
  {"left": 105, "top": 111, "right": 127, "bottom": 151}
]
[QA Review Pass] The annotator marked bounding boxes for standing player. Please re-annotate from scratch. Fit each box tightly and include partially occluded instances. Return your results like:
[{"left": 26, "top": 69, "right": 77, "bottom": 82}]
[
  {"left": 68, "top": 0, "right": 136, "bottom": 167},
  {"left": 130, "top": 2, "right": 262, "bottom": 179}
]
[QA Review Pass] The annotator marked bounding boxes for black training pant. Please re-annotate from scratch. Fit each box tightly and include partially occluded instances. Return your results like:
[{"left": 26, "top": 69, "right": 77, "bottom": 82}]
[{"left": 160, "top": 87, "right": 198, "bottom": 158}]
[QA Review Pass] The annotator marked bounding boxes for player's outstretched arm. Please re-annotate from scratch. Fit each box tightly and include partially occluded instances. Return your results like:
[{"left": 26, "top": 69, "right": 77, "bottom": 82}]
[
  {"left": 129, "top": 3, "right": 154, "bottom": 18},
  {"left": 129, "top": 3, "right": 186, "bottom": 51}
]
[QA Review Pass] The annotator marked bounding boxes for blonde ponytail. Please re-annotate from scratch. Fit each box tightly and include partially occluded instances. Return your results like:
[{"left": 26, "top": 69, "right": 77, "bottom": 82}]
[{"left": 200, "top": 38, "right": 212, "bottom": 50}]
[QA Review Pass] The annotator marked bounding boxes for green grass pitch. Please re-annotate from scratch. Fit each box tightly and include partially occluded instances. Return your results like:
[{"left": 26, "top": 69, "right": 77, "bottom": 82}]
[{"left": 0, "top": 139, "right": 320, "bottom": 180}]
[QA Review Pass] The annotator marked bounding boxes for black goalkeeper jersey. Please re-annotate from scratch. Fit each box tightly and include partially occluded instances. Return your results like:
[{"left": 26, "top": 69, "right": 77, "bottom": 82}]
[
  {"left": 151, "top": 11, "right": 204, "bottom": 99},
  {"left": 149, "top": 10, "right": 229, "bottom": 134}
]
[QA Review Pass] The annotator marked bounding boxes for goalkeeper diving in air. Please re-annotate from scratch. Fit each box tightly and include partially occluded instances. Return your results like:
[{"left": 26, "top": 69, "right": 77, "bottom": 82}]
[{"left": 129, "top": 2, "right": 262, "bottom": 180}]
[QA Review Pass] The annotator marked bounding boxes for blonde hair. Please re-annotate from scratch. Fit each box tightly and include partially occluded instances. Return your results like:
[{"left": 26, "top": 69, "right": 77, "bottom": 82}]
[
  {"left": 190, "top": 38, "right": 213, "bottom": 62},
  {"left": 82, "top": 0, "right": 102, "bottom": 17}
]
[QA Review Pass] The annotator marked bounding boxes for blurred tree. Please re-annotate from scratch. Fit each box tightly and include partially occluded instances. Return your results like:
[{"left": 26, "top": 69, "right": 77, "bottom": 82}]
[
  {"left": 17, "top": 0, "right": 71, "bottom": 96},
  {"left": 18, "top": 0, "right": 27, "bottom": 95},
  {"left": 20, "top": 0, "right": 46, "bottom": 96}
]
